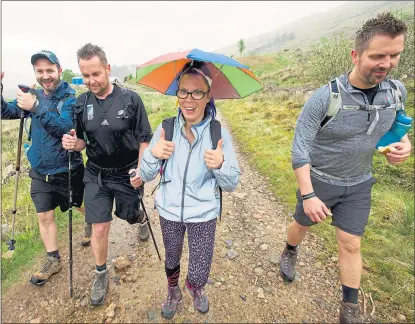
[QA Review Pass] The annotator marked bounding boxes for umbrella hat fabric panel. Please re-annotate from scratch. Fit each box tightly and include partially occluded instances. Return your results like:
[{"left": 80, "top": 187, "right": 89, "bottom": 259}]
[{"left": 136, "top": 48, "right": 262, "bottom": 99}]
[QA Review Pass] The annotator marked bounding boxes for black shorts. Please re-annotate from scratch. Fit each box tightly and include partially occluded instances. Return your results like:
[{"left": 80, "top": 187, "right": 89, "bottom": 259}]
[
  {"left": 29, "top": 165, "right": 85, "bottom": 213},
  {"left": 83, "top": 167, "right": 144, "bottom": 224},
  {"left": 293, "top": 176, "right": 376, "bottom": 236}
]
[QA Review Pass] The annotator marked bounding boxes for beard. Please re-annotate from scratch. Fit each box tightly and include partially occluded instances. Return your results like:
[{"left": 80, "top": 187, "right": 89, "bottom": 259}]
[
  {"left": 363, "top": 66, "right": 390, "bottom": 85},
  {"left": 88, "top": 79, "right": 109, "bottom": 96},
  {"left": 37, "top": 77, "right": 60, "bottom": 93}
]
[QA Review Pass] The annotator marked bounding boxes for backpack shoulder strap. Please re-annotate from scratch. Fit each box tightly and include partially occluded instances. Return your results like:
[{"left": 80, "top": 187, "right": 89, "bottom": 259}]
[
  {"left": 327, "top": 78, "right": 342, "bottom": 117},
  {"left": 320, "top": 78, "right": 342, "bottom": 128},
  {"left": 209, "top": 118, "right": 222, "bottom": 149},
  {"left": 120, "top": 87, "right": 136, "bottom": 118},
  {"left": 59, "top": 94, "right": 74, "bottom": 114},
  {"left": 151, "top": 116, "right": 177, "bottom": 195},
  {"left": 387, "top": 79, "right": 404, "bottom": 110},
  {"left": 78, "top": 91, "right": 91, "bottom": 144},
  {"left": 209, "top": 118, "right": 223, "bottom": 220},
  {"left": 162, "top": 116, "right": 176, "bottom": 142}
]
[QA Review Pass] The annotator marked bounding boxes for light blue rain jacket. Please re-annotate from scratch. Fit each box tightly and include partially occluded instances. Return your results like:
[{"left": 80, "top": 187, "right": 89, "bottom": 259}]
[{"left": 140, "top": 113, "right": 241, "bottom": 223}]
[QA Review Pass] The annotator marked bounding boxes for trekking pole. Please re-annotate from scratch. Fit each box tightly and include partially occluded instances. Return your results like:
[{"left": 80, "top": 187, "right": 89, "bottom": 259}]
[
  {"left": 6, "top": 85, "right": 30, "bottom": 252},
  {"left": 67, "top": 132, "right": 74, "bottom": 298},
  {"left": 130, "top": 172, "right": 161, "bottom": 261}
]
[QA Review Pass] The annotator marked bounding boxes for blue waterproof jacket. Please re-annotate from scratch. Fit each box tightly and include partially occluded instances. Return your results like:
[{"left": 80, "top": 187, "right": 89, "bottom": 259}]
[
  {"left": 1, "top": 81, "right": 82, "bottom": 175},
  {"left": 140, "top": 113, "right": 241, "bottom": 223}
]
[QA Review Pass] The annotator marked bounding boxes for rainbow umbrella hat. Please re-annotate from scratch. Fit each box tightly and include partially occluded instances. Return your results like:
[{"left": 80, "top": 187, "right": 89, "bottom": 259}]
[{"left": 136, "top": 48, "right": 262, "bottom": 99}]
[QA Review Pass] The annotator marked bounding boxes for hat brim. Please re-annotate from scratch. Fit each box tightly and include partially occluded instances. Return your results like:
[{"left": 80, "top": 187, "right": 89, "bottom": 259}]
[{"left": 31, "top": 54, "right": 59, "bottom": 66}]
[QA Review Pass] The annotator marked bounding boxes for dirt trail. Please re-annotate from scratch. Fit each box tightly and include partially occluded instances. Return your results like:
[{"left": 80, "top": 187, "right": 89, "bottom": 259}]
[{"left": 1, "top": 114, "right": 381, "bottom": 323}]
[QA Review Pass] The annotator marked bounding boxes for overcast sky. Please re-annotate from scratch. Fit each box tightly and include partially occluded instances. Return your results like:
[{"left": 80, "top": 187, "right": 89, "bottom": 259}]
[{"left": 1, "top": 1, "right": 346, "bottom": 97}]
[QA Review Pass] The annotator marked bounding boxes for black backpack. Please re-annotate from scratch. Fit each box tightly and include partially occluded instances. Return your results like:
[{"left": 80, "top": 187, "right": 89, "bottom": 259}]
[{"left": 158, "top": 116, "right": 224, "bottom": 220}]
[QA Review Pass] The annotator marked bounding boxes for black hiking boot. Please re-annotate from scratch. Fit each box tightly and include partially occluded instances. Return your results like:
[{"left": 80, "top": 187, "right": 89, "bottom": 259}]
[
  {"left": 339, "top": 300, "right": 362, "bottom": 323},
  {"left": 30, "top": 255, "right": 62, "bottom": 286},
  {"left": 279, "top": 246, "right": 298, "bottom": 282},
  {"left": 81, "top": 223, "right": 92, "bottom": 246},
  {"left": 161, "top": 285, "right": 182, "bottom": 319},
  {"left": 90, "top": 269, "right": 109, "bottom": 306}
]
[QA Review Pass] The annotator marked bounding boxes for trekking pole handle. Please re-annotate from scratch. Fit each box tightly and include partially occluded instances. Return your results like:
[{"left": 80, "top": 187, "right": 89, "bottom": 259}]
[
  {"left": 129, "top": 171, "right": 144, "bottom": 193},
  {"left": 18, "top": 84, "right": 30, "bottom": 93},
  {"left": 66, "top": 131, "right": 74, "bottom": 153}
]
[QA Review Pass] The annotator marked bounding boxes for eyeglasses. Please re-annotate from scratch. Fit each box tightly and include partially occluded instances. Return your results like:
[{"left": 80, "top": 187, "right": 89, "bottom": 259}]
[{"left": 176, "top": 89, "right": 208, "bottom": 100}]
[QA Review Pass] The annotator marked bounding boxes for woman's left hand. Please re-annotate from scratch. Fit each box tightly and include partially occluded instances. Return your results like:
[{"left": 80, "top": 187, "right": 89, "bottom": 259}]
[{"left": 204, "top": 139, "right": 224, "bottom": 169}]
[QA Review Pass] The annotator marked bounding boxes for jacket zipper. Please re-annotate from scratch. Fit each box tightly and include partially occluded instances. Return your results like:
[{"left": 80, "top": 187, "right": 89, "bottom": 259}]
[
  {"left": 180, "top": 127, "right": 198, "bottom": 223},
  {"left": 181, "top": 146, "right": 193, "bottom": 223}
]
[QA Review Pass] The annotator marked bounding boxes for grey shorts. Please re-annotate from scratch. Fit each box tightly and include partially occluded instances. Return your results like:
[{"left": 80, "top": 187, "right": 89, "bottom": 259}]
[{"left": 293, "top": 176, "right": 377, "bottom": 236}]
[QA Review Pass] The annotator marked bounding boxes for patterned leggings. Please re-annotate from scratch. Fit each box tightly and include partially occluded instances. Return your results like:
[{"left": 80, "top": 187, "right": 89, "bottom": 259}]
[{"left": 159, "top": 216, "right": 217, "bottom": 289}]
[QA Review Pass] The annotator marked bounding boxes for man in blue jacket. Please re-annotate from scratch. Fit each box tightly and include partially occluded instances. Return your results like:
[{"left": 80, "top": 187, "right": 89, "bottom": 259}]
[{"left": 1, "top": 50, "right": 92, "bottom": 286}]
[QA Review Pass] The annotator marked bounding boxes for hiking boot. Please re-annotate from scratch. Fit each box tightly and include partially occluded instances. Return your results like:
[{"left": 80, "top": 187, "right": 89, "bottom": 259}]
[
  {"left": 339, "top": 300, "right": 362, "bottom": 323},
  {"left": 90, "top": 269, "right": 109, "bottom": 306},
  {"left": 161, "top": 285, "right": 182, "bottom": 319},
  {"left": 339, "top": 301, "right": 363, "bottom": 324},
  {"left": 138, "top": 211, "right": 150, "bottom": 241},
  {"left": 279, "top": 246, "right": 298, "bottom": 282},
  {"left": 81, "top": 223, "right": 92, "bottom": 246},
  {"left": 184, "top": 278, "right": 209, "bottom": 314},
  {"left": 30, "top": 255, "right": 62, "bottom": 286}
]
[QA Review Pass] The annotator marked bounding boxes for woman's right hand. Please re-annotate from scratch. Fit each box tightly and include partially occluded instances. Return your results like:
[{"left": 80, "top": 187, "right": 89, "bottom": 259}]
[
  {"left": 151, "top": 128, "right": 175, "bottom": 159},
  {"left": 62, "top": 129, "right": 78, "bottom": 151}
]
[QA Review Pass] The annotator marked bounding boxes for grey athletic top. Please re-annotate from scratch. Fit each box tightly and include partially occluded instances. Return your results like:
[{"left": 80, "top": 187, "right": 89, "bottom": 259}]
[{"left": 291, "top": 74, "right": 407, "bottom": 186}]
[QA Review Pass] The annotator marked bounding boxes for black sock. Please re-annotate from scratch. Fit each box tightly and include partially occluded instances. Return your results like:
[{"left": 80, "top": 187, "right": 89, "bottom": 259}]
[
  {"left": 166, "top": 264, "right": 180, "bottom": 287},
  {"left": 342, "top": 285, "right": 359, "bottom": 304},
  {"left": 47, "top": 250, "right": 60, "bottom": 259},
  {"left": 96, "top": 263, "right": 107, "bottom": 272},
  {"left": 286, "top": 242, "right": 298, "bottom": 251}
]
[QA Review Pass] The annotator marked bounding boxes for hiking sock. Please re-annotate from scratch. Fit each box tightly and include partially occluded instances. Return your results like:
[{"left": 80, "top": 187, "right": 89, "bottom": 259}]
[
  {"left": 47, "top": 250, "right": 60, "bottom": 260},
  {"left": 96, "top": 263, "right": 107, "bottom": 272},
  {"left": 286, "top": 242, "right": 298, "bottom": 251},
  {"left": 166, "top": 264, "right": 180, "bottom": 287},
  {"left": 342, "top": 285, "right": 359, "bottom": 304}
]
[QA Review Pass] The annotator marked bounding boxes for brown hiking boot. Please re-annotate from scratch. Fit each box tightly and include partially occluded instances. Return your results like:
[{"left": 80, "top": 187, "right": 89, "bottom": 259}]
[
  {"left": 81, "top": 223, "right": 92, "bottom": 246},
  {"left": 339, "top": 300, "right": 362, "bottom": 323},
  {"left": 30, "top": 255, "right": 61, "bottom": 286}
]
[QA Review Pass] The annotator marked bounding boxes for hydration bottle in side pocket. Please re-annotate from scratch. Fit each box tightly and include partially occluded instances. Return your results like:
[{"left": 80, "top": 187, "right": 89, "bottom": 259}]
[{"left": 376, "top": 110, "right": 413, "bottom": 148}]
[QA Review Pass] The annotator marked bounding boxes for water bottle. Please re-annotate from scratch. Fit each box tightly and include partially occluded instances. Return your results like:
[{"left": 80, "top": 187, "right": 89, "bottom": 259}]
[
  {"left": 23, "top": 143, "right": 30, "bottom": 156},
  {"left": 376, "top": 110, "right": 413, "bottom": 148}
]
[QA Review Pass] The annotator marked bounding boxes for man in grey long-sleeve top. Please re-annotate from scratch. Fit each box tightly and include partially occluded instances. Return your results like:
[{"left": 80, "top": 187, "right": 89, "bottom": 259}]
[{"left": 279, "top": 13, "right": 412, "bottom": 323}]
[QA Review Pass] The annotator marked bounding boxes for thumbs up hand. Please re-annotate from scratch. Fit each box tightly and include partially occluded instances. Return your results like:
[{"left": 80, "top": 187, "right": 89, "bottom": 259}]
[
  {"left": 204, "top": 138, "right": 224, "bottom": 169},
  {"left": 151, "top": 128, "right": 175, "bottom": 160}
]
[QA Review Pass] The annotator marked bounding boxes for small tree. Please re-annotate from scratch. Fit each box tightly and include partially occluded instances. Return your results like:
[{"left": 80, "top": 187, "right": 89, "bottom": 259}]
[
  {"left": 62, "top": 69, "right": 76, "bottom": 83},
  {"left": 306, "top": 33, "right": 353, "bottom": 86},
  {"left": 389, "top": 11, "right": 414, "bottom": 87},
  {"left": 237, "top": 39, "right": 246, "bottom": 55}
]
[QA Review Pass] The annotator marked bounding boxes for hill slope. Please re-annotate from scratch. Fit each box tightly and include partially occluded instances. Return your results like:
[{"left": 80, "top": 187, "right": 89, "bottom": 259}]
[{"left": 216, "top": 1, "right": 414, "bottom": 55}]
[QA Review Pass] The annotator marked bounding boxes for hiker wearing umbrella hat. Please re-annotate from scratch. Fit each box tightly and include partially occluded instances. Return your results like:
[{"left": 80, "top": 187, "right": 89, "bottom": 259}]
[{"left": 140, "top": 60, "right": 241, "bottom": 318}]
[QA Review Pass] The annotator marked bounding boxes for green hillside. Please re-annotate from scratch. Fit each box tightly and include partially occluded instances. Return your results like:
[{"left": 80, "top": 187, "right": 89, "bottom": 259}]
[{"left": 216, "top": 1, "right": 414, "bottom": 55}]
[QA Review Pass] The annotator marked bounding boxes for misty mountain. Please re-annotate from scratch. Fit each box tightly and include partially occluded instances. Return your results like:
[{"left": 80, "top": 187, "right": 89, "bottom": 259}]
[{"left": 216, "top": 1, "right": 414, "bottom": 56}]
